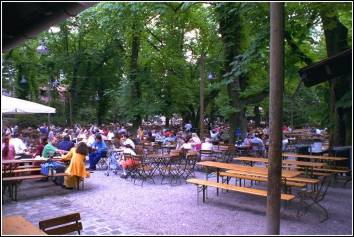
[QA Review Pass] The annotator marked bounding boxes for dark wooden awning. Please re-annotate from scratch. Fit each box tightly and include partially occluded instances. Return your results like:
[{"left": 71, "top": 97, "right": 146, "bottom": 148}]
[
  {"left": 298, "top": 48, "right": 352, "bottom": 87},
  {"left": 2, "top": 2, "right": 97, "bottom": 51}
]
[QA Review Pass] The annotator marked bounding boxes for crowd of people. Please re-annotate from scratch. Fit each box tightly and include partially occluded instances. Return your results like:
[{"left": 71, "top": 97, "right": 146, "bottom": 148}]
[{"left": 2, "top": 120, "right": 329, "bottom": 185}]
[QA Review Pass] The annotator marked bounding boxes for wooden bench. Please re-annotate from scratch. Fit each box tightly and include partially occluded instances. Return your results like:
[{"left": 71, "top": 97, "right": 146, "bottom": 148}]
[
  {"left": 3, "top": 174, "right": 46, "bottom": 182},
  {"left": 220, "top": 171, "right": 306, "bottom": 194},
  {"left": 281, "top": 165, "right": 333, "bottom": 177},
  {"left": 187, "top": 178, "right": 295, "bottom": 203},
  {"left": 17, "top": 165, "right": 41, "bottom": 169},
  {"left": 2, "top": 173, "right": 72, "bottom": 201},
  {"left": 286, "top": 176, "right": 320, "bottom": 185},
  {"left": 2, "top": 173, "right": 68, "bottom": 182},
  {"left": 39, "top": 212, "right": 82, "bottom": 235},
  {"left": 220, "top": 171, "right": 306, "bottom": 188},
  {"left": 2, "top": 168, "right": 41, "bottom": 174}
]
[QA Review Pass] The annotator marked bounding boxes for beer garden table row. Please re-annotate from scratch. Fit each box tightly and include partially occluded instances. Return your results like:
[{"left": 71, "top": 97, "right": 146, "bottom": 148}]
[{"left": 196, "top": 161, "right": 302, "bottom": 195}]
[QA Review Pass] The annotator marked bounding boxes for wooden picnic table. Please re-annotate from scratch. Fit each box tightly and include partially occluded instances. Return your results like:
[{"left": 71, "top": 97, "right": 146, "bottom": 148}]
[
  {"left": 197, "top": 161, "right": 302, "bottom": 195},
  {"left": 2, "top": 215, "right": 47, "bottom": 235},
  {"left": 2, "top": 157, "right": 62, "bottom": 164},
  {"left": 235, "top": 156, "right": 328, "bottom": 178},
  {"left": 2, "top": 157, "right": 63, "bottom": 175}
]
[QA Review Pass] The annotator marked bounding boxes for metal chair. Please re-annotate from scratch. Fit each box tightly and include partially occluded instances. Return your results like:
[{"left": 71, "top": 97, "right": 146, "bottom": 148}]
[
  {"left": 182, "top": 151, "right": 198, "bottom": 180},
  {"left": 296, "top": 174, "right": 332, "bottom": 223}
]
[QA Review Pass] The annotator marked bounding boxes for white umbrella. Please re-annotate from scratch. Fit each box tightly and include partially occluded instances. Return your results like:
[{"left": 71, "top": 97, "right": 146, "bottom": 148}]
[{"left": 1, "top": 95, "right": 56, "bottom": 114}]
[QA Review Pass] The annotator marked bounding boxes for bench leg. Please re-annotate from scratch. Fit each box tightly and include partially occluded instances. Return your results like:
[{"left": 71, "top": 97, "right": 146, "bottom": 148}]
[
  {"left": 202, "top": 185, "right": 207, "bottom": 203},
  {"left": 12, "top": 182, "right": 20, "bottom": 201}
]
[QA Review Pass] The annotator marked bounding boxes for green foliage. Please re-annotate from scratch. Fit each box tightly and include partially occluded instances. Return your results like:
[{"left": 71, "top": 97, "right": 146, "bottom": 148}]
[{"left": 2, "top": 2, "right": 351, "bottom": 130}]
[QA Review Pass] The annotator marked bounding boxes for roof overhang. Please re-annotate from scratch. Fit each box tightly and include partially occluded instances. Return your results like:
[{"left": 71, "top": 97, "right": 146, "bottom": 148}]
[
  {"left": 2, "top": 2, "right": 97, "bottom": 51},
  {"left": 298, "top": 48, "right": 352, "bottom": 87}
]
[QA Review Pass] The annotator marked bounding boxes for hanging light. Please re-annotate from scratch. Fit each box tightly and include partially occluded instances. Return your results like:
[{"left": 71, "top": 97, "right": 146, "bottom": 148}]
[
  {"left": 20, "top": 75, "right": 27, "bottom": 84},
  {"left": 208, "top": 72, "right": 215, "bottom": 80},
  {"left": 37, "top": 39, "right": 49, "bottom": 55}
]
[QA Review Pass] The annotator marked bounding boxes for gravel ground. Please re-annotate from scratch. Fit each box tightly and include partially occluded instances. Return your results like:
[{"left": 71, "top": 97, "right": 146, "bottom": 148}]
[{"left": 2, "top": 167, "right": 352, "bottom": 235}]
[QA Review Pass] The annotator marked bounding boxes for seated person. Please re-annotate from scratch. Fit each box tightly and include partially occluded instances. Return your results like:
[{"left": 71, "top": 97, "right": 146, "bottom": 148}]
[
  {"left": 42, "top": 136, "right": 68, "bottom": 184},
  {"left": 180, "top": 138, "right": 193, "bottom": 150},
  {"left": 61, "top": 142, "right": 90, "bottom": 189},
  {"left": 210, "top": 129, "right": 219, "bottom": 142},
  {"left": 176, "top": 136, "right": 186, "bottom": 150},
  {"left": 9, "top": 133, "right": 27, "bottom": 156},
  {"left": 163, "top": 133, "right": 176, "bottom": 145},
  {"left": 119, "top": 144, "right": 137, "bottom": 179},
  {"left": 32, "top": 137, "right": 48, "bottom": 158},
  {"left": 121, "top": 134, "right": 135, "bottom": 150},
  {"left": 282, "top": 135, "right": 289, "bottom": 151},
  {"left": 200, "top": 138, "right": 215, "bottom": 161},
  {"left": 58, "top": 135, "right": 75, "bottom": 152},
  {"left": 88, "top": 134, "right": 107, "bottom": 171},
  {"left": 42, "top": 136, "right": 68, "bottom": 159},
  {"left": 241, "top": 134, "right": 253, "bottom": 146},
  {"left": 2, "top": 135, "right": 15, "bottom": 160},
  {"left": 250, "top": 134, "right": 265, "bottom": 156},
  {"left": 190, "top": 133, "right": 202, "bottom": 151}
]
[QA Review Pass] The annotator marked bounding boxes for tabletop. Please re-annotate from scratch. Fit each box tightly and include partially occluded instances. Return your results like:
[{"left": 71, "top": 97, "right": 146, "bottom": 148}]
[
  {"left": 2, "top": 215, "right": 47, "bottom": 235},
  {"left": 235, "top": 156, "right": 327, "bottom": 168},
  {"left": 282, "top": 153, "right": 348, "bottom": 161},
  {"left": 2, "top": 157, "right": 62, "bottom": 164},
  {"left": 197, "top": 161, "right": 301, "bottom": 178}
]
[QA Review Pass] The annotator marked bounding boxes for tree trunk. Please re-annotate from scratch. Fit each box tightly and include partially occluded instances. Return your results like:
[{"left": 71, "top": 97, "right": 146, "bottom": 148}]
[
  {"left": 266, "top": 3, "right": 284, "bottom": 235},
  {"left": 130, "top": 17, "right": 142, "bottom": 130},
  {"left": 165, "top": 116, "right": 170, "bottom": 128},
  {"left": 199, "top": 53, "right": 206, "bottom": 139},
  {"left": 254, "top": 105, "right": 261, "bottom": 127},
  {"left": 320, "top": 10, "right": 350, "bottom": 147},
  {"left": 216, "top": 3, "right": 245, "bottom": 144}
]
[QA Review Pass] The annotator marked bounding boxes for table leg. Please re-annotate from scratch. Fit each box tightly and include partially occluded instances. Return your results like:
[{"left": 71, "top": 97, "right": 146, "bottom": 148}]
[{"left": 216, "top": 169, "right": 220, "bottom": 196}]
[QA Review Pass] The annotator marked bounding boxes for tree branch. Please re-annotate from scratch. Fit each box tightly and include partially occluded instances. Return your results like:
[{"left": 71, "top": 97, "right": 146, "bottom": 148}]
[
  {"left": 284, "top": 30, "right": 313, "bottom": 65},
  {"left": 241, "top": 88, "right": 269, "bottom": 105},
  {"left": 145, "top": 26, "right": 165, "bottom": 47},
  {"left": 146, "top": 39, "right": 161, "bottom": 51}
]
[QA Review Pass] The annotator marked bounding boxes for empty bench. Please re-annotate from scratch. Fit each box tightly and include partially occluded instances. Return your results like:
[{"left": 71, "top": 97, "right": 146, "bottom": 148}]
[
  {"left": 2, "top": 173, "right": 73, "bottom": 201},
  {"left": 219, "top": 171, "right": 305, "bottom": 194},
  {"left": 187, "top": 178, "right": 295, "bottom": 203},
  {"left": 39, "top": 212, "right": 82, "bottom": 235}
]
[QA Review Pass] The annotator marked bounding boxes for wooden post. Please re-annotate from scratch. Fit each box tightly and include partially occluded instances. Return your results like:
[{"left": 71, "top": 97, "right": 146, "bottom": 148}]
[
  {"left": 267, "top": 2, "right": 284, "bottom": 235},
  {"left": 199, "top": 52, "right": 206, "bottom": 140}
]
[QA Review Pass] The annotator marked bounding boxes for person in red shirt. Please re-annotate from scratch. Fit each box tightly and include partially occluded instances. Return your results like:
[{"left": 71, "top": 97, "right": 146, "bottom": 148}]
[{"left": 32, "top": 137, "right": 48, "bottom": 158}]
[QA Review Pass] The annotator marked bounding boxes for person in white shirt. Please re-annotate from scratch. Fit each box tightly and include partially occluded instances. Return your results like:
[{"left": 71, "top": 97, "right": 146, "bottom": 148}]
[
  {"left": 242, "top": 134, "right": 252, "bottom": 146},
  {"left": 9, "top": 133, "right": 27, "bottom": 154},
  {"left": 121, "top": 134, "right": 135, "bottom": 150},
  {"left": 86, "top": 131, "right": 96, "bottom": 147},
  {"left": 250, "top": 134, "right": 265, "bottom": 156},
  {"left": 180, "top": 142, "right": 192, "bottom": 150},
  {"left": 201, "top": 138, "right": 213, "bottom": 151},
  {"left": 200, "top": 138, "right": 214, "bottom": 160},
  {"left": 107, "top": 131, "right": 115, "bottom": 140},
  {"left": 210, "top": 129, "right": 219, "bottom": 142}
]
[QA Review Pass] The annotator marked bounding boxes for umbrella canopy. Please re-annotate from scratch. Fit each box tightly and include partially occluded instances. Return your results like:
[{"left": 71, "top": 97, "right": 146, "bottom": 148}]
[{"left": 1, "top": 95, "right": 56, "bottom": 114}]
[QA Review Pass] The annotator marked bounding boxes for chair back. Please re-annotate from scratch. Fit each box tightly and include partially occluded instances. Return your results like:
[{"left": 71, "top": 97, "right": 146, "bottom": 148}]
[
  {"left": 39, "top": 213, "right": 82, "bottom": 235},
  {"left": 316, "top": 174, "right": 332, "bottom": 202}
]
